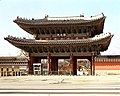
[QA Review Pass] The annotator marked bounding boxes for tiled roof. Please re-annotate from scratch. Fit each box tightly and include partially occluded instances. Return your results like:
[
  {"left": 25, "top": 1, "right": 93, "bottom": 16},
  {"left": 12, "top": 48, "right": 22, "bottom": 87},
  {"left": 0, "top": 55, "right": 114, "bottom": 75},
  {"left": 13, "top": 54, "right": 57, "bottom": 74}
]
[
  {"left": 97, "top": 55, "right": 120, "bottom": 58},
  {"left": 14, "top": 13, "right": 105, "bottom": 25},
  {"left": 0, "top": 56, "right": 28, "bottom": 62},
  {"left": 0, "top": 56, "right": 28, "bottom": 65},
  {"left": 4, "top": 33, "right": 113, "bottom": 46}
]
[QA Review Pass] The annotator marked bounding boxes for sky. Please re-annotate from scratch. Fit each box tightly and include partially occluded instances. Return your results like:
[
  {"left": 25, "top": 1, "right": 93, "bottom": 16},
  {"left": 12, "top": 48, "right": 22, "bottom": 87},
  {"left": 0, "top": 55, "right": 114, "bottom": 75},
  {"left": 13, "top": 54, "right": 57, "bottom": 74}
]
[{"left": 0, "top": 0, "right": 120, "bottom": 56}]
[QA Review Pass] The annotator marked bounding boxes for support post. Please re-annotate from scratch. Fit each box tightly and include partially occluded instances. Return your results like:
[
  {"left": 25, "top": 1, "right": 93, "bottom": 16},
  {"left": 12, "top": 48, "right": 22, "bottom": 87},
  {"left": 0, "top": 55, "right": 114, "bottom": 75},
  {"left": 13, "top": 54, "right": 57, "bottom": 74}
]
[
  {"left": 70, "top": 54, "right": 77, "bottom": 75},
  {"left": 91, "top": 52, "right": 95, "bottom": 75},
  {"left": 47, "top": 53, "right": 51, "bottom": 73},
  {"left": 51, "top": 57, "right": 58, "bottom": 75},
  {"left": 70, "top": 54, "right": 73, "bottom": 75},
  {"left": 28, "top": 56, "right": 33, "bottom": 74},
  {"left": 54, "top": 58, "right": 58, "bottom": 74},
  {"left": 28, "top": 55, "right": 41, "bottom": 75},
  {"left": 73, "top": 58, "right": 77, "bottom": 75}
]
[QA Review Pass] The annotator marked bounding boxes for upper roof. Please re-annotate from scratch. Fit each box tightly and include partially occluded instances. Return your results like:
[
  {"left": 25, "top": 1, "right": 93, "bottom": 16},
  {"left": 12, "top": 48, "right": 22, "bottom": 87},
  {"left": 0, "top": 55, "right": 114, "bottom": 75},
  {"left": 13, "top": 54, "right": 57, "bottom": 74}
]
[
  {"left": 13, "top": 13, "right": 106, "bottom": 37},
  {"left": 14, "top": 13, "right": 105, "bottom": 25}
]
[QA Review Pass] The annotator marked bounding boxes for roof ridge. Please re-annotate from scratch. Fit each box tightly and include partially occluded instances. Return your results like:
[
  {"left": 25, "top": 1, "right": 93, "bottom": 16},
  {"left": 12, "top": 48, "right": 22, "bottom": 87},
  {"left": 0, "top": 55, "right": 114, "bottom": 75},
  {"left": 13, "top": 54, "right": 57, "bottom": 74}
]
[{"left": 46, "top": 13, "right": 104, "bottom": 20}]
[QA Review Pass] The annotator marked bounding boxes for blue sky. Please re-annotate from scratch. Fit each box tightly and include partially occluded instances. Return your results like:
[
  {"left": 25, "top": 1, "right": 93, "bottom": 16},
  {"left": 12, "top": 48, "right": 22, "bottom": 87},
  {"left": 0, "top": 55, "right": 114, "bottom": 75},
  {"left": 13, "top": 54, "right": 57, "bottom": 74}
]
[{"left": 0, "top": 0, "right": 120, "bottom": 56}]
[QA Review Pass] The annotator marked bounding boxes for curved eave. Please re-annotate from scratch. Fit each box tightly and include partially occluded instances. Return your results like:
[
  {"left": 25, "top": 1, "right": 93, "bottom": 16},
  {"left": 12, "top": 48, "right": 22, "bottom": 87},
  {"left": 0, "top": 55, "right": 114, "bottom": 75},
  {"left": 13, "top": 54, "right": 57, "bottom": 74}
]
[
  {"left": 100, "top": 36, "right": 112, "bottom": 52},
  {"left": 4, "top": 33, "right": 113, "bottom": 52},
  {"left": 13, "top": 15, "right": 106, "bottom": 35},
  {"left": 14, "top": 16, "right": 105, "bottom": 25}
]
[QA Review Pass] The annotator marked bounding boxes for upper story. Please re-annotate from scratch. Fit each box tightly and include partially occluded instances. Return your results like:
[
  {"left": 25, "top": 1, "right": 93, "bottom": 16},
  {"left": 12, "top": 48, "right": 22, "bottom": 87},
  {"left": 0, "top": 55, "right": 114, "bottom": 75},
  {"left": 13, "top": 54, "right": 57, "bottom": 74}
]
[{"left": 14, "top": 13, "right": 106, "bottom": 40}]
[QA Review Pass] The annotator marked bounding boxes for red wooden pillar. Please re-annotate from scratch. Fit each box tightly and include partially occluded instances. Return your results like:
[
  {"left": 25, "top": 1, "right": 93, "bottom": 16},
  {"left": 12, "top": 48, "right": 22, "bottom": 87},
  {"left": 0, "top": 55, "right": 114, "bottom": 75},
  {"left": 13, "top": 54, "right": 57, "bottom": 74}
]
[
  {"left": 89, "top": 53, "right": 95, "bottom": 76},
  {"left": 51, "top": 57, "right": 58, "bottom": 74},
  {"left": 47, "top": 54, "right": 51, "bottom": 72},
  {"left": 28, "top": 56, "right": 41, "bottom": 74},
  {"left": 91, "top": 55, "right": 95, "bottom": 75},
  {"left": 70, "top": 54, "right": 77, "bottom": 75},
  {"left": 73, "top": 58, "right": 77, "bottom": 75},
  {"left": 28, "top": 56, "right": 35, "bottom": 74},
  {"left": 70, "top": 54, "right": 73, "bottom": 75},
  {"left": 54, "top": 58, "right": 58, "bottom": 74},
  {"left": 51, "top": 57, "right": 54, "bottom": 73}
]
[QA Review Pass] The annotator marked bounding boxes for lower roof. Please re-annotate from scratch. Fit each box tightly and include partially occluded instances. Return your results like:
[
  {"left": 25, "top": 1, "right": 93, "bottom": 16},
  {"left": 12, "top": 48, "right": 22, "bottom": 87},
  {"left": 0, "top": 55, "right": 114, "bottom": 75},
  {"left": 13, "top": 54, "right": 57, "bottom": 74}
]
[{"left": 4, "top": 32, "right": 113, "bottom": 54}]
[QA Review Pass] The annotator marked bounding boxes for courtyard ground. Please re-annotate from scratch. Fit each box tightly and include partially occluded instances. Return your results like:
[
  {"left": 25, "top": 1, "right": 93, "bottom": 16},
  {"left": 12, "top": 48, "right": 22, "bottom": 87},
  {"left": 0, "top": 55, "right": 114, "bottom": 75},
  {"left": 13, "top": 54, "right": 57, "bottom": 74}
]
[{"left": 0, "top": 75, "right": 120, "bottom": 90}]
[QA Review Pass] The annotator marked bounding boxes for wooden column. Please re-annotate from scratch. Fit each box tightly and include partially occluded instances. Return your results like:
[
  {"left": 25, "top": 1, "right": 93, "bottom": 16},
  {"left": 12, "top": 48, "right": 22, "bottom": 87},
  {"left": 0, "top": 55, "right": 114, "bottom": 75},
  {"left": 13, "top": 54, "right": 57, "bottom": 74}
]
[
  {"left": 28, "top": 56, "right": 34, "bottom": 74},
  {"left": 70, "top": 54, "right": 73, "bottom": 75},
  {"left": 51, "top": 57, "right": 54, "bottom": 73},
  {"left": 73, "top": 58, "right": 77, "bottom": 75},
  {"left": 51, "top": 57, "right": 58, "bottom": 74},
  {"left": 70, "top": 54, "right": 77, "bottom": 75},
  {"left": 28, "top": 56, "right": 41, "bottom": 74},
  {"left": 54, "top": 58, "right": 58, "bottom": 74},
  {"left": 92, "top": 54, "right": 95, "bottom": 75},
  {"left": 47, "top": 53, "right": 51, "bottom": 72},
  {"left": 90, "top": 53, "right": 95, "bottom": 76}
]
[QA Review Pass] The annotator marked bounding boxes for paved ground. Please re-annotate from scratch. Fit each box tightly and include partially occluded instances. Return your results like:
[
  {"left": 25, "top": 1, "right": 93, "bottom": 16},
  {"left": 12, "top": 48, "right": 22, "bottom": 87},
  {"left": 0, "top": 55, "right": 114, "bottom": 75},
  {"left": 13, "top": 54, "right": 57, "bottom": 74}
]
[
  {"left": 0, "top": 75, "right": 120, "bottom": 95},
  {"left": 0, "top": 75, "right": 120, "bottom": 90}
]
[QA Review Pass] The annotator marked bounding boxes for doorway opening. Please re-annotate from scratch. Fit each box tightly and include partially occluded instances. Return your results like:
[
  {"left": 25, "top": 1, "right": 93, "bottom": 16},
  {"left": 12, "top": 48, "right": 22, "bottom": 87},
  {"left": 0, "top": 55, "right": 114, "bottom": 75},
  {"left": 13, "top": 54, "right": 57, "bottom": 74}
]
[{"left": 77, "top": 59, "right": 91, "bottom": 76}]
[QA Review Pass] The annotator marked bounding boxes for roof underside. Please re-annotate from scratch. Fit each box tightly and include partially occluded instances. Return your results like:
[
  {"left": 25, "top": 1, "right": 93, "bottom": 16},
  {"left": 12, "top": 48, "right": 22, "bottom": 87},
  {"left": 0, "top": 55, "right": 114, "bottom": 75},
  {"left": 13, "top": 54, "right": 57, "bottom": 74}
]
[
  {"left": 4, "top": 33, "right": 113, "bottom": 53},
  {"left": 13, "top": 13, "right": 106, "bottom": 36}
]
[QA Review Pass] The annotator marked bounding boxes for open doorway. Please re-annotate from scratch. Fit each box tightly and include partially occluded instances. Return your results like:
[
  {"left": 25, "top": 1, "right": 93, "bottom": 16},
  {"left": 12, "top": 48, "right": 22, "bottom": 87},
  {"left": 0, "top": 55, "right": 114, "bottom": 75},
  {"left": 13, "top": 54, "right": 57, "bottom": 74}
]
[
  {"left": 77, "top": 59, "right": 91, "bottom": 76},
  {"left": 58, "top": 59, "right": 72, "bottom": 75}
]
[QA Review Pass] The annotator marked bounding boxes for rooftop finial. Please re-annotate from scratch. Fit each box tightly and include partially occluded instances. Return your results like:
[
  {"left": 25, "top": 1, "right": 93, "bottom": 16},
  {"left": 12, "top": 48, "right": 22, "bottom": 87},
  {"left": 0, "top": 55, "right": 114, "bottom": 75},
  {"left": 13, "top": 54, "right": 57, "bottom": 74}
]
[
  {"left": 17, "top": 16, "right": 19, "bottom": 19},
  {"left": 45, "top": 15, "right": 49, "bottom": 19},
  {"left": 101, "top": 12, "right": 104, "bottom": 16},
  {"left": 80, "top": 13, "right": 84, "bottom": 17}
]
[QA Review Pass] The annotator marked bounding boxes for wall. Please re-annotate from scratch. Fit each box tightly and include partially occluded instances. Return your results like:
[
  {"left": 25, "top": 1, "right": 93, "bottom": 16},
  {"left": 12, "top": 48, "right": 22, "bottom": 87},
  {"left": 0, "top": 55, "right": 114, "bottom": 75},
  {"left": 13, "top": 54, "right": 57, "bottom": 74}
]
[
  {"left": 95, "top": 61, "right": 120, "bottom": 75},
  {"left": 95, "top": 62, "right": 120, "bottom": 70}
]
